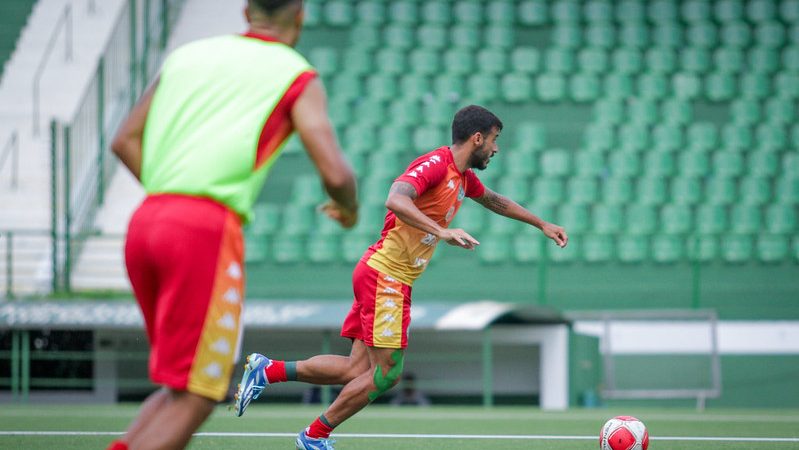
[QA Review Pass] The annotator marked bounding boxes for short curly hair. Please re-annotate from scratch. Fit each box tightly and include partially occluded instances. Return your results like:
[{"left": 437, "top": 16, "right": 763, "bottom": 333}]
[{"left": 249, "top": 0, "right": 302, "bottom": 14}]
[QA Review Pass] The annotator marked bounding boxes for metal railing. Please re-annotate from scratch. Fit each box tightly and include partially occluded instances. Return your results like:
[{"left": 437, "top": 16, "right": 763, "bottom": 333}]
[
  {"left": 0, "top": 131, "right": 19, "bottom": 190},
  {"left": 32, "top": 3, "right": 73, "bottom": 136}
]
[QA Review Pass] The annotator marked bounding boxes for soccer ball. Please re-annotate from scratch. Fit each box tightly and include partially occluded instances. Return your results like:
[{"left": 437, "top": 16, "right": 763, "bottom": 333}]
[{"left": 599, "top": 416, "right": 649, "bottom": 450}]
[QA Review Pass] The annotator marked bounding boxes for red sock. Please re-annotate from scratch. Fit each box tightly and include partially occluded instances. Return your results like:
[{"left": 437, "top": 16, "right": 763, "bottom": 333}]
[
  {"left": 306, "top": 416, "right": 334, "bottom": 439},
  {"left": 106, "top": 440, "right": 128, "bottom": 450},
  {"left": 264, "top": 360, "right": 287, "bottom": 383}
]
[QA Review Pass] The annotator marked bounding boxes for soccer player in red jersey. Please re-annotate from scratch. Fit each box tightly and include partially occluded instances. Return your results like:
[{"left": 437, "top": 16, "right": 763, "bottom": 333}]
[
  {"left": 106, "top": 1, "right": 358, "bottom": 449},
  {"left": 235, "top": 105, "right": 567, "bottom": 449}
]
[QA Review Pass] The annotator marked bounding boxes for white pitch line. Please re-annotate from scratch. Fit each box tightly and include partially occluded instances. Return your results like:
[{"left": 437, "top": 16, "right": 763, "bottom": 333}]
[{"left": 0, "top": 431, "right": 798, "bottom": 443}]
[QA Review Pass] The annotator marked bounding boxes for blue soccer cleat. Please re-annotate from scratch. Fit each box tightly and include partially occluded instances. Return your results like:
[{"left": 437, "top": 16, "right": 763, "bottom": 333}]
[
  {"left": 296, "top": 430, "right": 336, "bottom": 450},
  {"left": 233, "top": 352, "right": 270, "bottom": 417}
]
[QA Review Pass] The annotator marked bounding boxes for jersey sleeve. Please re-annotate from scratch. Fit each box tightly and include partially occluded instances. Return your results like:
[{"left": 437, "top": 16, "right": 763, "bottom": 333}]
[
  {"left": 394, "top": 153, "right": 449, "bottom": 196},
  {"left": 464, "top": 169, "right": 486, "bottom": 198}
]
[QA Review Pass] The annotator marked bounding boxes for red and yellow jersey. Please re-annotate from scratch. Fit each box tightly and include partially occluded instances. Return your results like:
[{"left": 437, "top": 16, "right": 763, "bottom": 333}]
[{"left": 361, "top": 147, "right": 485, "bottom": 285}]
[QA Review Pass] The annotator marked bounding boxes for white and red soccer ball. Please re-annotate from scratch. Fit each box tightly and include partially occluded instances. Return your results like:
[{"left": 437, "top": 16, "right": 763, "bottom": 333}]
[{"left": 599, "top": 416, "right": 649, "bottom": 450}]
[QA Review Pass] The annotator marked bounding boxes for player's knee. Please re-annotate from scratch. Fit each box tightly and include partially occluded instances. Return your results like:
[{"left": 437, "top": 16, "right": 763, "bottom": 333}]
[{"left": 369, "top": 350, "right": 404, "bottom": 401}]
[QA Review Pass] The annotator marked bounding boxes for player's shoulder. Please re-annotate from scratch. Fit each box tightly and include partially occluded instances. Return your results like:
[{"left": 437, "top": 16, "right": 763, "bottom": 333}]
[{"left": 407, "top": 146, "right": 450, "bottom": 167}]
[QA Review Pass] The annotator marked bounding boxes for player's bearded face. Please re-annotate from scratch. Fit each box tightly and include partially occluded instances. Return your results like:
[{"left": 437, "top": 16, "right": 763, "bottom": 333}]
[{"left": 469, "top": 141, "right": 493, "bottom": 171}]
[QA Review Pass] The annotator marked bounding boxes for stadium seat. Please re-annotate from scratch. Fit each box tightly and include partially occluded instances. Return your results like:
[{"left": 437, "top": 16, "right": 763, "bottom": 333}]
[
  {"left": 375, "top": 49, "right": 406, "bottom": 76},
  {"left": 680, "top": 48, "right": 711, "bottom": 73},
  {"left": 417, "top": 25, "right": 448, "bottom": 50},
  {"left": 467, "top": 74, "right": 500, "bottom": 103},
  {"left": 652, "top": 123, "right": 684, "bottom": 152},
  {"left": 705, "top": 177, "right": 737, "bottom": 205},
  {"left": 648, "top": 0, "right": 678, "bottom": 23},
  {"left": 712, "top": 151, "right": 744, "bottom": 178},
  {"left": 552, "top": 24, "right": 582, "bottom": 49},
  {"left": 516, "top": 122, "right": 548, "bottom": 152},
  {"left": 251, "top": 203, "right": 281, "bottom": 236},
  {"left": 356, "top": 1, "right": 386, "bottom": 25},
  {"left": 653, "top": 22, "right": 684, "bottom": 48},
  {"left": 408, "top": 49, "right": 439, "bottom": 76},
  {"left": 421, "top": 1, "right": 451, "bottom": 25},
  {"left": 775, "top": 72, "right": 799, "bottom": 99},
  {"left": 604, "top": 73, "right": 635, "bottom": 98},
  {"left": 636, "top": 177, "right": 668, "bottom": 206},
  {"left": 672, "top": 72, "right": 702, "bottom": 99},
  {"left": 582, "top": 234, "right": 614, "bottom": 263},
  {"left": 646, "top": 48, "right": 678, "bottom": 74},
  {"left": 389, "top": 1, "right": 419, "bottom": 25},
  {"left": 567, "top": 177, "right": 598, "bottom": 206},
  {"left": 721, "top": 235, "right": 753, "bottom": 264},
  {"left": 531, "top": 178, "right": 565, "bottom": 205},
  {"left": 518, "top": 0, "right": 549, "bottom": 26},
  {"left": 342, "top": 124, "right": 377, "bottom": 154},
  {"left": 740, "top": 73, "right": 772, "bottom": 99},
  {"left": 748, "top": 152, "right": 779, "bottom": 178},
  {"left": 496, "top": 176, "right": 530, "bottom": 204},
  {"left": 637, "top": 73, "right": 669, "bottom": 100},
  {"left": 777, "top": 177, "right": 799, "bottom": 204},
  {"left": 331, "top": 73, "right": 362, "bottom": 101},
  {"left": 548, "top": 234, "right": 579, "bottom": 263},
  {"left": 783, "top": 47, "right": 799, "bottom": 73},
  {"left": 272, "top": 234, "right": 304, "bottom": 264},
  {"left": 730, "top": 204, "right": 762, "bottom": 235},
  {"left": 443, "top": 49, "right": 474, "bottom": 77},
  {"left": 558, "top": 204, "right": 591, "bottom": 233},
  {"left": 627, "top": 99, "right": 659, "bottom": 126},
  {"left": 715, "top": 0, "right": 744, "bottom": 22},
  {"left": 766, "top": 204, "right": 796, "bottom": 234},
  {"left": 422, "top": 97, "right": 457, "bottom": 126},
  {"left": 506, "top": 148, "right": 538, "bottom": 176},
  {"left": 485, "top": 25, "right": 515, "bottom": 49},
  {"left": 730, "top": 99, "right": 762, "bottom": 125},
  {"left": 616, "top": 0, "right": 646, "bottom": 22},
  {"left": 602, "top": 177, "right": 634, "bottom": 205},
  {"left": 626, "top": 205, "right": 658, "bottom": 235},
  {"left": 642, "top": 150, "right": 675, "bottom": 178},
  {"left": 585, "top": 0, "right": 613, "bottom": 22},
  {"left": 652, "top": 235, "right": 684, "bottom": 263},
  {"left": 688, "top": 235, "right": 718, "bottom": 262},
  {"left": 757, "top": 235, "right": 789, "bottom": 263},
  {"left": 749, "top": 47, "right": 780, "bottom": 74},
  {"left": 536, "top": 73, "right": 567, "bottom": 102},
  {"left": 355, "top": 97, "right": 389, "bottom": 123},
  {"left": 545, "top": 48, "right": 576, "bottom": 73},
  {"left": 617, "top": 235, "right": 648, "bottom": 263},
  {"left": 683, "top": 0, "right": 711, "bottom": 22},
  {"left": 696, "top": 205, "right": 728, "bottom": 234},
  {"left": 478, "top": 232, "right": 512, "bottom": 264},
  {"left": 593, "top": 204, "right": 623, "bottom": 234},
  {"left": 454, "top": 203, "right": 487, "bottom": 234},
  {"left": 541, "top": 150, "right": 572, "bottom": 177},
  {"left": 687, "top": 21, "right": 719, "bottom": 48},
  {"left": 714, "top": 47, "right": 746, "bottom": 74},
  {"left": 451, "top": 25, "right": 481, "bottom": 50},
  {"left": 593, "top": 99, "right": 624, "bottom": 125},
  {"left": 570, "top": 73, "right": 601, "bottom": 102},
  {"left": 502, "top": 73, "right": 534, "bottom": 103},
  {"left": 244, "top": 234, "right": 268, "bottom": 264},
  {"left": 514, "top": 232, "right": 544, "bottom": 263},
  {"left": 747, "top": 0, "right": 778, "bottom": 22},
  {"left": 618, "top": 123, "right": 649, "bottom": 152},
  {"left": 575, "top": 150, "right": 606, "bottom": 176},
  {"left": 782, "top": 0, "right": 799, "bottom": 22},
  {"left": 308, "top": 47, "right": 338, "bottom": 78},
  {"left": 324, "top": 0, "right": 354, "bottom": 26},
  {"left": 487, "top": 0, "right": 515, "bottom": 24},
  {"left": 290, "top": 175, "right": 325, "bottom": 206},
  {"left": 686, "top": 122, "right": 718, "bottom": 151},
  {"left": 705, "top": 72, "right": 737, "bottom": 101},
  {"left": 584, "top": 123, "right": 615, "bottom": 152},
  {"left": 721, "top": 124, "right": 753, "bottom": 151},
  {"left": 612, "top": 48, "right": 643, "bottom": 74},
  {"left": 384, "top": 25, "right": 415, "bottom": 50},
  {"left": 348, "top": 25, "right": 380, "bottom": 51},
  {"left": 552, "top": 0, "right": 581, "bottom": 22},
  {"left": 660, "top": 204, "right": 693, "bottom": 235},
  {"left": 511, "top": 47, "right": 541, "bottom": 74},
  {"left": 678, "top": 151, "right": 710, "bottom": 178},
  {"left": 389, "top": 99, "right": 422, "bottom": 128},
  {"left": 414, "top": 125, "right": 447, "bottom": 152},
  {"left": 452, "top": 0, "right": 483, "bottom": 25},
  {"left": 477, "top": 49, "right": 509, "bottom": 75},
  {"left": 342, "top": 233, "right": 375, "bottom": 264},
  {"left": 306, "top": 235, "right": 341, "bottom": 264},
  {"left": 671, "top": 177, "right": 703, "bottom": 205},
  {"left": 765, "top": 98, "right": 796, "bottom": 124},
  {"left": 608, "top": 151, "right": 640, "bottom": 177},
  {"left": 721, "top": 21, "right": 753, "bottom": 48},
  {"left": 740, "top": 177, "right": 773, "bottom": 206},
  {"left": 585, "top": 23, "right": 616, "bottom": 49},
  {"left": 756, "top": 123, "right": 788, "bottom": 150}
]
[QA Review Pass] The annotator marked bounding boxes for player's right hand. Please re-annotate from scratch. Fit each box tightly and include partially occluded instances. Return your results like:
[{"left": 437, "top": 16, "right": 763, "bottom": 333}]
[
  {"left": 319, "top": 200, "right": 358, "bottom": 228},
  {"left": 438, "top": 228, "right": 480, "bottom": 250}
]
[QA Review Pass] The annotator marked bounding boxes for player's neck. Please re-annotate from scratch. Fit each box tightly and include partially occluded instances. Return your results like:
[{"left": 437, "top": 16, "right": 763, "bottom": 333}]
[
  {"left": 247, "top": 24, "right": 292, "bottom": 45},
  {"left": 448, "top": 144, "right": 471, "bottom": 173}
]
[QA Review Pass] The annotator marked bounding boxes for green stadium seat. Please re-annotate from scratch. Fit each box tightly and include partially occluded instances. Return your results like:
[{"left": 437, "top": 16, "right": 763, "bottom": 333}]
[
  {"left": 478, "top": 232, "right": 512, "bottom": 264},
  {"left": 413, "top": 125, "right": 448, "bottom": 152},
  {"left": 244, "top": 234, "right": 268, "bottom": 264},
  {"left": 536, "top": 73, "right": 567, "bottom": 102},
  {"left": 570, "top": 73, "right": 601, "bottom": 102},
  {"left": 617, "top": 235, "right": 648, "bottom": 263},
  {"left": 749, "top": 47, "right": 780, "bottom": 74},
  {"left": 453, "top": 0, "right": 483, "bottom": 25},
  {"left": 355, "top": 97, "right": 388, "bottom": 123},
  {"left": 330, "top": 75, "right": 361, "bottom": 103},
  {"left": 740, "top": 177, "right": 772, "bottom": 206},
  {"left": 593, "top": 99, "right": 624, "bottom": 125},
  {"left": 557, "top": 204, "right": 590, "bottom": 233},
  {"left": 652, "top": 123, "right": 684, "bottom": 152},
  {"left": 652, "top": 235, "right": 684, "bottom": 263},
  {"left": 721, "top": 235, "right": 753, "bottom": 264},
  {"left": 616, "top": 0, "right": 646, "bottom": 22},
  {"left": 730, "top": 204, "right": 762, "bottom": 234},
  {"left": 583, "top": 234, "right": 614, "bottom": 263},
  {"left": 713, "top": 151, "right": 744, "bottom": 178},
  {"left": 375, "top": 49, "right": 406, "bottom": 76},
  {"left": 454, "top": 204, "right": 487, "bottom": 235},
  {"left": 730, "top": 99, "right": 761, "bottom": 125},
  {"left": 604, "top": 73, "right": 635, "bottom": 98},
  {"left": 782, "top": 0, "right": 799, "bottom": 22},
  {"left": 783, "top": 47, "right": 799, "bottom": 73},
  {"left": 417, "top": 25, "right": 448, "bottom": 51},
  {"left": 776, "top": 177, "right": 799, "bottom": 204},
  {"left": 421, "top": 1, "right": 451, "bottom": 25},
  {"left": 516, "top": 122, "right": 548, "bottom": 151},
  {"left": 451, "top": 25, "right": 481, "bottom": 50},
  {"left": 661, "top": 204, "right": 693, "bottom": 235},
  {"left": 672, "top": 72, "right": 702, "bottom": 99},
  {"left": 477, "top": 49, "right": 509, "bottom": 75},
  {"left": 485, "top": 25, "right": 515, "bottom": 49},
  {"left": 643, "top": 150, "right": 675, "bottom": 178},
  {"left": 251, "top": 203, "right": 281, "bottom": 236},
  {"left": 705, "top": 176, "right": 737, "bottom": 205},
  {"left": 765, "top": 98, "right": 796, "bottom": 124},
  {"left": 506, "top": 148, "right": 538, "bottom": 176},
  {"left": 586, "top": 23, "right": 616, "bottom": 49},
  {"left": 680, "top": 48, "right": 711, "bottom": 73},
  {"left": 740, "top": 73, "right": 771, "bottom": 99},
  {"left": 661, "top": 99, "right": 693, "bottom": 126},
  {"left": 348, "top": 25, "right": 380, "bottom": 51},
  {"left": 747, "top": 0, "right": 777, "bottom": 22},
  {"left": 409, "top": 49, "right": 440, "bottom": 76},
  {"left": 721, "top": 21, "right": 753, "bottom": 48},
  {"left": 608, "top": 151, "right": 640, "bottom": 177},
  {"left": 341, "top": 48, "right": 373, "bottom": 75},
  {"left": 384, "top": 25, "right": 415, "bottom": 50},
  {"left": 423, "top": 97, "right": 457, "bottom": 126},
  {"left": 715, "top": 0, "right": 744, "bottom": 22},
  {"left": 756, "top": 123, "right": 788, "bottom": 150},
  {"left": 602, "top": 177, "right": 634, "bottom": 205},
  {"left": 511, "top": 47, "right": 541, "bottom": 74},
  {"left": 303, "top": 1, "right": 322, "bottom": 27},
  {"left": 351, "top": 205, "right": 388, "bottom": 236},
  {"left": 488, "top": 209, "right": 525, "bottom": 234},
  {"left": 281, "top": 205, "right": 314, "bottom": 236},
  {"left": 502, "top": 73, "right": 533, "bottom": 103},
  {"left": 496, "top": 176, "right": 530, "bottom": 204},
  {"left": 545, "top": 48, "right": 576, "bottom": 73},
  {"left": 697, "top": 205, "right": 728, "bottom": 234},
  {"left": 541, "top": 149, "right": 572, "bottom": 177},
  {"left": 552, "top": 24, "right": 582, "bottom": 49},
  {"left": 671, "top": 177, "right": 702, "bottom": 205},
  {"left": 618, "top": 123, "right": 650, "bottom": 152},
  {"left": 342, "top": 233, "right": 375, "bottom": 264},
  {"left": 593, "top": 204, "right": 623, "bottom": 234},
  {"left": 548, "top": 235, "right": 580, "bottom": 263},
  {"left": 627, "top": 99, "right": 659, "bottom": 126},
  {"left": 306, "top": 235, "right": 341, "bottom": 264},
  {"left": 342, "top": 124, "right": 377, "bottom": 154},
  {"left": 705, "top": 72, "right": 737, "bottom": 102},
  {"left": 721, "top": 124, "right": 753, "bottom": 151},
  {"left": 637, "top": 73, "right": 669, "bottom": 100},
  {"left": 531, "top": 178, "right": 565, "bottom": 205},
  {"left": 389, "top": 1, "right": 419, "bottom": 26},
  {"left": 356, "top": 1, "right": 386, "bottom": 25},
  {"left": 567, "top": 178, "right": 598, "bottom": 206},
  {"left": 575, "top": 150, "right": 606, "bottom": 176},
  {"left": 757, "top": 235, "right": 789, "bottom": 263},
  {"left": 784, "top": 153, "right": 799, "bottom": 178},
  {"left": 774, "top": 73, "right": 799, "bottom": 100},
  {"left": 612, "top": 48, "right": 643, "bottom": 74},
  {"left": 687, "top": 22, "right": 719, "bottom": 48},
  {"left": 585, "top": 0, "right": 613, "bottom": 22},
  {"left": 713, "top": 47, "right": 745, "bottom": 74},
  {"left": 443, "top": 49, "right": 474, "bottom": 76},
  {"left": 688, "top": 235, "right": 718, "bottom": 262},
  {"left": 636, "top": 177, "right": 668, "bottom": 206},
  {"left": 308, "top": 47, "right": 338, "bottom": 78},
  {"left": 272, "top": 234, "right": 304, "bottom": 264},
  {"left": 682, "top": 0, "right": 711, "bottom": 22},
  {"left": 626, "top": 205, "right": 658, "bottom": 235},
  {"left": 645, "top": 48, "right": 677, "bottom": 74},
  {"left": 766, "top": 204, "right": 796, "bottom": 234},
  {"left": 290, "top": 175, "right": 325, "bottom": 206},
  {"left": 652, "top": 22, "right": 684, "bottom": 48},
  {"left": 748, "top": 152, "right": 779, "bottom": 178},
  {"left": 513, "top": 233, "right": 544, "bottom": 263},
  {"left": 518, "top": 0, "right": 549, "bottom": 26},
  {"left": 389, "top": 99, "right": 421, "bottom": 127},
  {"left": 584, "top": 123, "right": 615, "bottom": 152},
  {"left": 324, "top": 0, "right": 354, "bottom": 26},
  {"left": 686, "top": 122, "right": 718, "bottom": 151},
  {"left": 578, "top": 48, "right": 609, "bottom": 74},
  {"left": 552, "top": 0, "right": 581, "bottom": 22},
  {"left": 619, "top": 22, "right": 650, "bottom": 49},
  {"left": 648, "top": 0, "right": 678, "bottom": 23},
  {"left": 346, "top": 152, "right": 367, "bottom": 176},
  {"left": 367, "top": 151, "right": 403, "bottom": 180},
  {"left": 467, "top": 74, "right": 499, "bottom": 103},
  {"left": 755, "top": 21, "right": 787, "bottom": 47},
  {"left": 487, "top": 0, "right": 515, "bottom": 24},
  {"left": 358, "top": 174, "right": 392, "bottom": 206}
]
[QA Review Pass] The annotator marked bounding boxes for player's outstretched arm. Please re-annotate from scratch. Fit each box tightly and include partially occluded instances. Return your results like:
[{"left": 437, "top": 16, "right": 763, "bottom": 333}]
[
  {"left": 292, "top": 78, "right": 358, "bottom": 228},
  {"left": 111, "top": 78, "right": 159, "bottom": 181},
  {"left": 474, "top": 187, "right": 568, "bottom": 248},
  {"left": 385, "top": 181, "right": 479, "bottom": 250}
]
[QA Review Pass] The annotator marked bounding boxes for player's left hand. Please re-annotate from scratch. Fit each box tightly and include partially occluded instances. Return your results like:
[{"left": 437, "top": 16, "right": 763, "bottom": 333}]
[{"left": 542, "top": 222, "right": 568, "bottom": 248}]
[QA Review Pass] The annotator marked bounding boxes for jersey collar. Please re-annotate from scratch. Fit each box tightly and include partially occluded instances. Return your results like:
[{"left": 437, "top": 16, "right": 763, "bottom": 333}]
[{"left": 241, "top": 31, "right": 281, "bottom": 43}]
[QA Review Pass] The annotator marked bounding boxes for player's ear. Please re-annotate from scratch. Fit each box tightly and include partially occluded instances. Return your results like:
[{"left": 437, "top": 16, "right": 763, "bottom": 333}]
[
  {"left": 244, "top": 5, "right": 251, "bottom": 23},
  {"left": 472, "top": 132, "right": 484, "bottom": 146}
]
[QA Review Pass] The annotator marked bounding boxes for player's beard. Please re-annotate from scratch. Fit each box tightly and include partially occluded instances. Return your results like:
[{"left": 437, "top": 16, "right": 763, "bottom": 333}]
[{"left": 469, "top": 143, "right": 492, "bottom": 171}]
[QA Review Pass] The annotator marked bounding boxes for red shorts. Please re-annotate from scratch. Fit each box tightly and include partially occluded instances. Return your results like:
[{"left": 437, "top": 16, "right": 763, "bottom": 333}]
[
  {"left": 124, "top": 194, "right": 244, "bottom": 401},
  {"left": 341, "top": 261, "right": 412, "bottom": 349}
]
